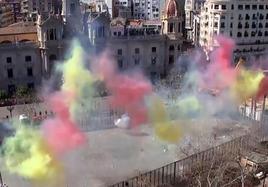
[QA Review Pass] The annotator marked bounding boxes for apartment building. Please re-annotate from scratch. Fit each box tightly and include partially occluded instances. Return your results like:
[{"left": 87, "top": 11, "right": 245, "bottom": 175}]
[
  {"left": 0, "top": 3, "right": 15, "bottom": 27},
  {"left": 199, "top": 0, "right": 268, "bottom": 62}
]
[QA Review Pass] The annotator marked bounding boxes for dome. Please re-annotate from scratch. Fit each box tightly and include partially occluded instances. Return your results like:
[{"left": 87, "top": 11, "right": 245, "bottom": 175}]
[{"left": 166, "top": 0, "right": 179, "bottom": 18}]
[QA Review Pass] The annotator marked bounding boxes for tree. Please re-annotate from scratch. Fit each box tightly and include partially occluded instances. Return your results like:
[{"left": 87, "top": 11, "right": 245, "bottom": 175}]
[
  {"left": 15, "top": 86, "right": 31, "bottom": 101},
  {"left": 0, "top": 90, "right": 7, "bottom": 100}
]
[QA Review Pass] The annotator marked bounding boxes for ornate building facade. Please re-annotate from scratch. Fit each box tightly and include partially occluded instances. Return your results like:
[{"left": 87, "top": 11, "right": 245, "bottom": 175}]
[{"left": 0, "top": 0, "right": 185, "bottom": 93}]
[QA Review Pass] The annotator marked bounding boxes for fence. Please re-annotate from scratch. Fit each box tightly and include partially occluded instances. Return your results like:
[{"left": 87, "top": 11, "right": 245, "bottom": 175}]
[
  {"left": 110, "top": 135, "right": 250, "bottom": 187},
  {"left": 77, "top": 97, "right": 122, "bottom": 131},
  {"left": 110, "top": 114, "right": 267, "bottom": 187}
]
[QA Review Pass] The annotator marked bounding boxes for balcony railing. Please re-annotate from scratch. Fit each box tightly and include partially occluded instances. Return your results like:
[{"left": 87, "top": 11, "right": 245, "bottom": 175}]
[{"left": 0, "top": 41, "right": 39, "bottom": 49}]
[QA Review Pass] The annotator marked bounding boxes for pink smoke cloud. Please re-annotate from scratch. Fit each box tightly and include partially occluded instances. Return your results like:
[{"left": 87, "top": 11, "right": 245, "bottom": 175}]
[
  {"left": 93, "top": 53, "right": 152, "bottom": 128},
  {"left": 42, "top": 92, "right": 86, "bottom": 155},
  {"left": 200, "top": 35, "right": 237, "bottom": 92}
]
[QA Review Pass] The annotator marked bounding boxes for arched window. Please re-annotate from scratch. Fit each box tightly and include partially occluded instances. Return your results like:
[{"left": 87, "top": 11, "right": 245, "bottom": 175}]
[
  {"left": 19, "top": 39, "right": 31, "bottom": 43},
  {"left": 238, "top": 22, "right": 242, "bottom": 29},
  {"left": 49, "top": 29, "right": 54, "bottom": 40},
  {"left": 0, "top": 40, "right": 12, "bottom": 44},
  {"left": 169, "top": 45, "right": 174, "bottom": 51},
  {"left": 245, "top": 22, "right": 249, "bottom": 28},
  {"left": 49, "top": 54, "right": 57, "bottom": 62},
  {"left": 177, "top": 45, "right": 181, "bottom": 51},
  {"left": 49, "top": 54, "right": 57, "bottom": 72}
]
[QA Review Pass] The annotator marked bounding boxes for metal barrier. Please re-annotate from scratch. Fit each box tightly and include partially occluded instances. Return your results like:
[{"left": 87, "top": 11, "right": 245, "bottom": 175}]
[
  {"left": 110, "top": 113, "right": 267, "bottom": 187},
  {"left": 110, "top": 135, "right": 250, "bottom": 187}
]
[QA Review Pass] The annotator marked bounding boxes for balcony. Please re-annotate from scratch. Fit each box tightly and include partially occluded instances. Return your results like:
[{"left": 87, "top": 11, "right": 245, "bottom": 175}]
[{"left": 0, "top": 41, "right": 39, "bottom": 49}]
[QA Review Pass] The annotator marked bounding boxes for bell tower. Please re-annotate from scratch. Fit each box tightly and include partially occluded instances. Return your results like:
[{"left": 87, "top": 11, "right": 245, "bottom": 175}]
[
  {"left": 61, "top": 0, "right": 82, "bottom": 34},
  {"left": 161, "top": 0, "right": 183, "bottom": 36},
  {"left": 61, "top": 0, "right": 81, "bottom": 23}
]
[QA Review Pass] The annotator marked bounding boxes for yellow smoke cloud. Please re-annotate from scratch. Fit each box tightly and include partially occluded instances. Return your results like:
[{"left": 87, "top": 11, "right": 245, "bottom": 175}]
[
  {"left": 59, "top": 40, "right": 96, "bottom": 117},
  {"left": 149, "top": 97, "right": 181, "bottom": 143},
  {"left": 232, "top": 68, "right": 264, "bottom": 102},
  {"left": 2, "top": 126, "right": 61, "bottom": 181}
]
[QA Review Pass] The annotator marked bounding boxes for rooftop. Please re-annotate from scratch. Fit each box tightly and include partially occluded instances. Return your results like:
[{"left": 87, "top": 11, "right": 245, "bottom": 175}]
[{"left": 0, "top": 24, "right": 36, "bottom": 35}]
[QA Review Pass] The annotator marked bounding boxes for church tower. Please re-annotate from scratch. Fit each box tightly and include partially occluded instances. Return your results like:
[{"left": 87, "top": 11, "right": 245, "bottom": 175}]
[
  {"left": 61, "top": 0, "right": 81, "bottom": 22},
  {"left": 161, "top": 0, "right": 183, "bottom": 36},
  {"left": 61, "top": 0, "right": 82, "bottom": 34},
  {"left": 161, "top": 0, "right": 184, "bottom": 73}
]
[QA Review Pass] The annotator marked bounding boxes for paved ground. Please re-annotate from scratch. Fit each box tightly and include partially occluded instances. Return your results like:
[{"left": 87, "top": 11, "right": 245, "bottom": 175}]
[
  {"left": 0, "top": 126, "right": 178, "bottom": 187},
  {"left": 0, "top": 115, "right": 252, "bottom": 187}
]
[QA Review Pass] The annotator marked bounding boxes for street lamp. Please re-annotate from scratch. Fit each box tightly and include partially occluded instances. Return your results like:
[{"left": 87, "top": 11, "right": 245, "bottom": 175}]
[
  {"left": 6, "top": 99, "right": 15, "bottom": 118},
  {"left": 0, "top": 171, "right": 3, "bottom": 186}
]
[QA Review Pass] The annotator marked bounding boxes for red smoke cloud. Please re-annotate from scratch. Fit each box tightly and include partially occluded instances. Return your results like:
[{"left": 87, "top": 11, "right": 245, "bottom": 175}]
[
  {"left": 42, "top": 92, "right": 86, "bottom": 155},
  {"left": 94, "top": 53, "right": 152, "bottom": 128},
  {"left": 200, "top": 35, "right": 237, "bottom": 92},
  {"left": 256, "top": 76, "right": 268, "bottom": 100}
]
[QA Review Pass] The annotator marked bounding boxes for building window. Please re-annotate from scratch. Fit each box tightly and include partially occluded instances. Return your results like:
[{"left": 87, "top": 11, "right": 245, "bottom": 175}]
[
  {"left": 238, "top": 22, "right": 242, "bottom": 29},
  {"left": 135, "top": 48, "right": 140, "bottom": 54},
  {"left": 251, "top": 31, "right": 256, "bottom": 37},
  {"left": 169, "top": 55, "right": 174, "bottom": 64},
  {"left": 27, "top": 83, "right": 34, "bottom": 90},
  {"left": 252, "top": 22, "right": 256, "bottom": 28},
  {"left": 118, "top": 59, "right": 123, "bottom": 68},
  {"left": 70, "top": 3, "right": 76, "bottom": 14},
  {"left": 260, "top": 14, "right": 264, "bottom": 20},
  {"left": 220, "top": 22, "right": 225, "bottom": 28},
  {"left": 7, "top": 68, "right": 13, "bottom": 78},
  {"left": 266, "top": 14, "right": 268, "bottom": 19},
  {"left": 6, "top": 57, "right": 12, "bottom": 63},
  {"left": 237, "top": 32, "right": 242, "bottom": 37},
  {"left": 27, "top": 67, "right": 33, "bottom": 77},
  {"left": 151, "top": 57, "right": 157, "bottom": 65},
  {"left": 214, "top": 22, "right": 218, "bottom": 27},
  {"left": 230, "top": 22, "right": 233, "bottom": 28},
  {"left": 253, "top": 14, "right": 257, "bottom": 20},
  {"left": 117, "top": 49, "right": 122, "bottom": 55},
  {"left": 245, "top": 14, "right": 250, "bottom": 20},
  {"left": 231, "top": 4, "right": 234, "bottom": 9},
  {"left": 258, "top": 31, "right": 262, "bottom": 36},
  {"left": 221, "top": 5, "right": 226, "bottom": 10},
  {"left": 245, "top": 22, "right": 249, "bottom": 28},
  {"left": 238, "top": 5, "right": 243, "bottom": 10},
  {"left": 244, "top": 31, "right": 248, "bottom": 37},
  {"left": 230, "top": 31, "right": 232, "bottom": 37},
  {"left": 177, "top": 45, "right": 181, "bottom": 51},
  {"left": 259, "top": 23, "right": 263, "bottom": 28},
  {"left": 134, "top": 58, "right": 140, "bottom": 65},
  {"left": 266, "top": 23, "right": 268, "bottom": 28},
  {"left": 266, "top": 5, "right": 268, "bottom": 9},
  {"left": 169, "top": 45, "right": 174, "bottom": 51},
  {"left": 25, "top": 55, "right": 32, "bottom": 62},
  {"left": 265, "top": 31, "right": 268, "bottom": 36},
  {"left": 252, "top": 5, "right": 257, "bottom": 10},
  {"left": 152, "top": 47, "right": 156, "bottom": 52},
  {"left": 245, "top": 5, "right": 250, "bottom": 10},
  {"left": 168, "top": 23, "right": 174, "bottom": 32},
  {"left": 259, "top": 5, "right": 264, "bottom": 9},
  {"left": 215, "top": 4, "right": 219, "bottom": 9}
]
